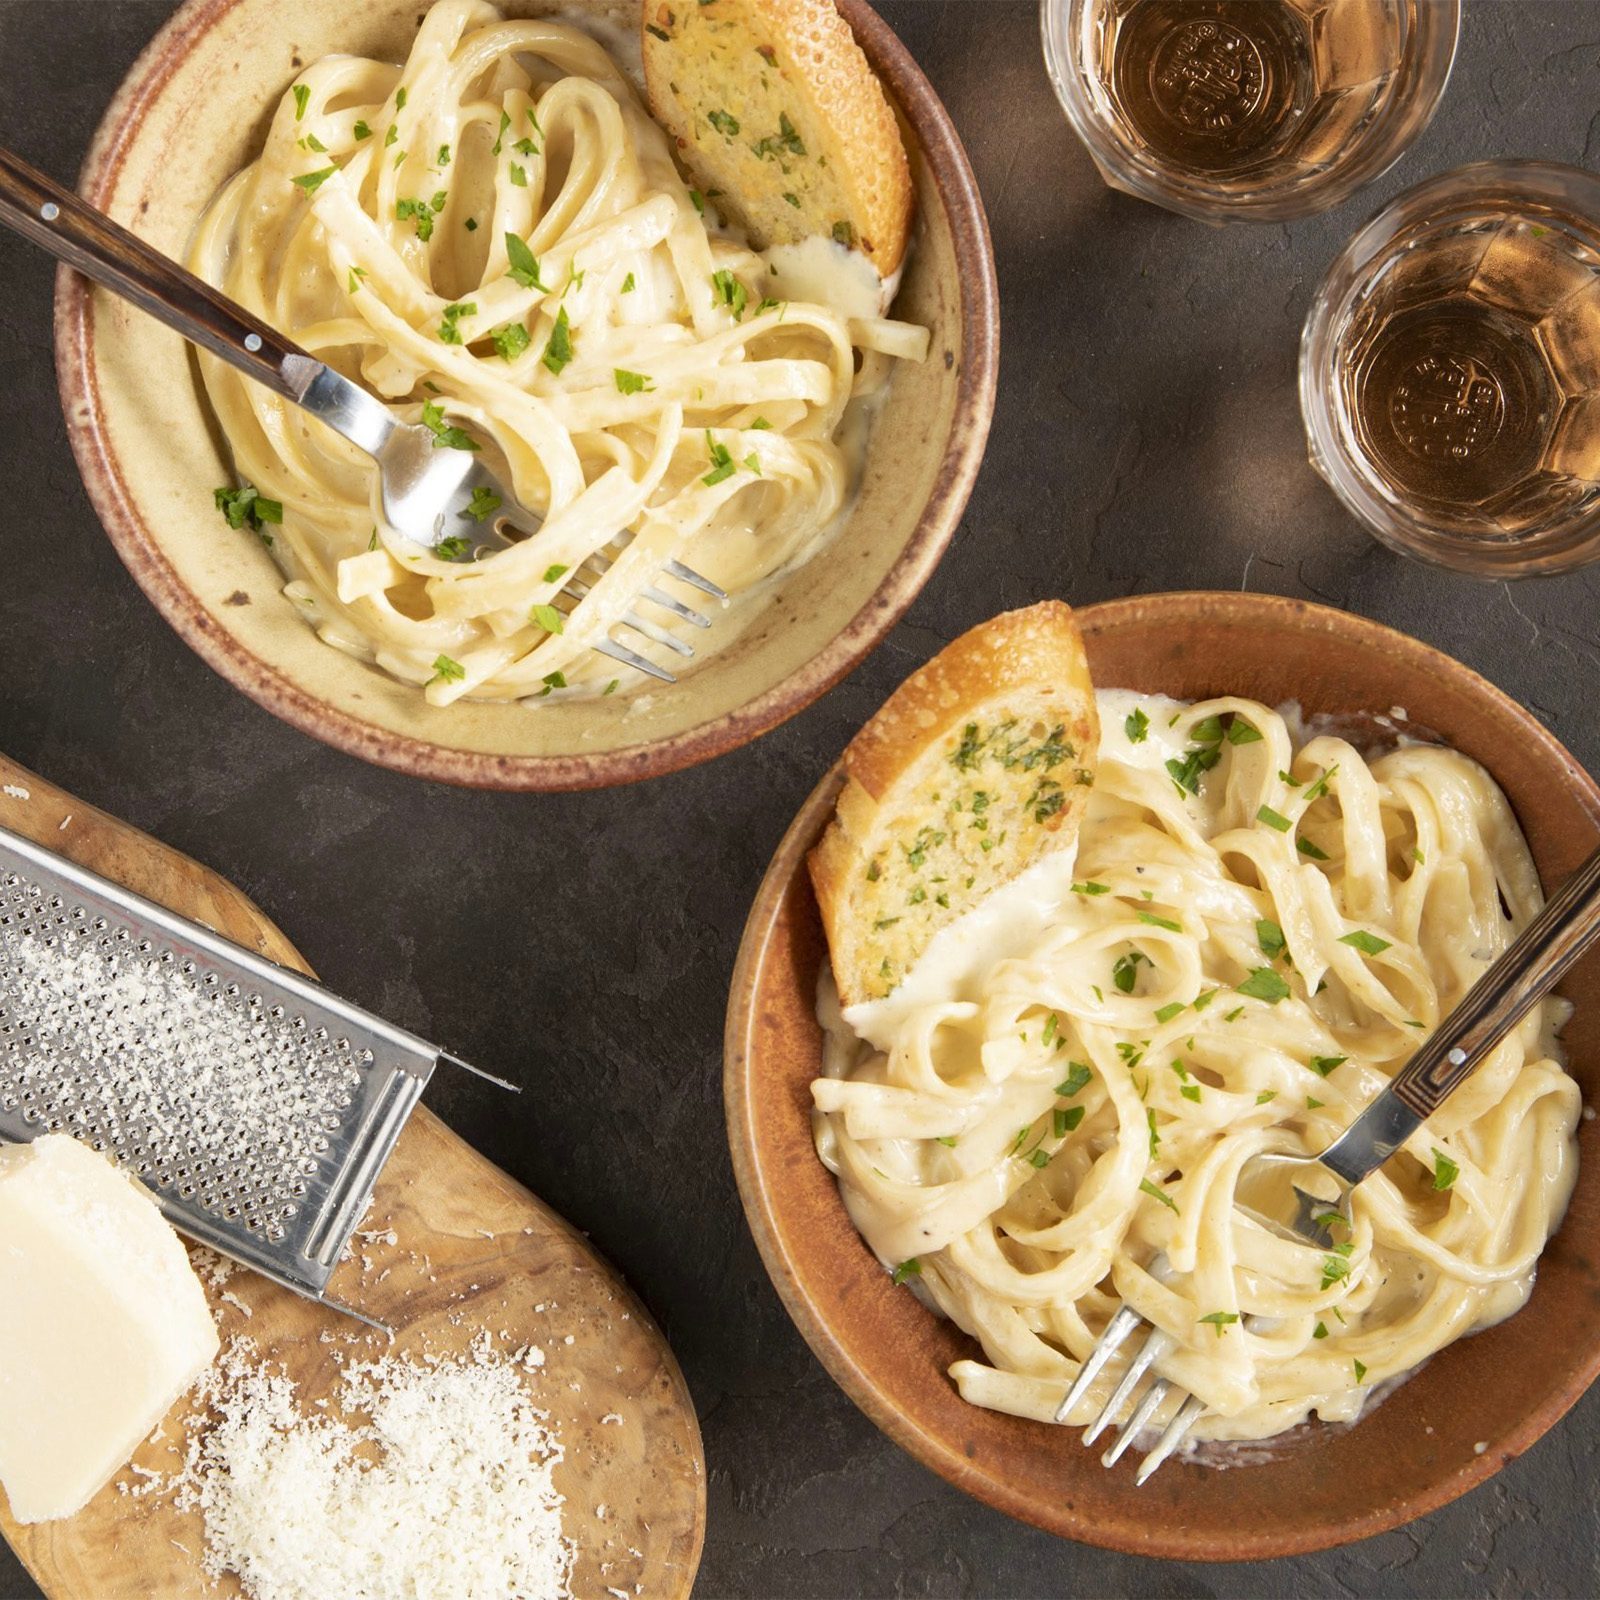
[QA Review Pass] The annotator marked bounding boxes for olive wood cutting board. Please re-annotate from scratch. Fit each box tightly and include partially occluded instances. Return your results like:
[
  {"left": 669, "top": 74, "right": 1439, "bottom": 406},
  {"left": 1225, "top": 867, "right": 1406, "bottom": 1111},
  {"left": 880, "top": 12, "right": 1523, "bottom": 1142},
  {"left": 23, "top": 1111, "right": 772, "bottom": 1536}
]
[{"left": 0, "top": 753, "right": 705, "bottom": 1600}]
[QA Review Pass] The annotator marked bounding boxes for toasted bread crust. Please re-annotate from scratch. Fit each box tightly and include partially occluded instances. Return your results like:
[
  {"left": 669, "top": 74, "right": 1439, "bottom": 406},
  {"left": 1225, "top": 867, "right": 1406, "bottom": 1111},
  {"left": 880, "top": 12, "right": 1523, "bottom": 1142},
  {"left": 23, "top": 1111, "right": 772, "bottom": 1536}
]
[
  {"left": 642, "top": 0, "right": 913, "bottom": 273},
  {"left": 810, "top": 603, "right": 1100, "bottom": 1006}
]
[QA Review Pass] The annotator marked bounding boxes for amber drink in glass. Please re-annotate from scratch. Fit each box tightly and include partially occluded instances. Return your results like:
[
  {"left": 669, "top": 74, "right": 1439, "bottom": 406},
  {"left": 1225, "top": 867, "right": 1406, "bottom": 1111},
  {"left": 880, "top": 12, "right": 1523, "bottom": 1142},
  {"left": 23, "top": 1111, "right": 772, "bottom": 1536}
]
[
  {"left": 1041, "top": 0, "right": 1459, "bottom": 223},
  {"left": 1302, "top": 161, "right": 1600, "bottom": 575}
]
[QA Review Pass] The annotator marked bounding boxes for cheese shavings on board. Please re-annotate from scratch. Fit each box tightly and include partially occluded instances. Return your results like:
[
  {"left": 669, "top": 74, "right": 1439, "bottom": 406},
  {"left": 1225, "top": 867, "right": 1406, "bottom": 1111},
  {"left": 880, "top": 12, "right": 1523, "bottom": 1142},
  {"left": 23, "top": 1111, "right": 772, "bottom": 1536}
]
[{"left": 163, "top": 1332, "right": 575, "bottom": 1600}]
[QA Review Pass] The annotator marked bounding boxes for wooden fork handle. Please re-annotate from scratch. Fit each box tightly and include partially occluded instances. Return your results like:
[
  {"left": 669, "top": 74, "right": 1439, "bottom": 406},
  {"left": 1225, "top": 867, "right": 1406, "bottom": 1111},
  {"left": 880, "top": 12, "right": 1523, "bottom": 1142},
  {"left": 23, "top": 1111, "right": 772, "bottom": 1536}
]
[
  {"left": 1322, "top": 839, "right": 1600, "bottom": 1184},
  {"left": 0, "top": 143, "right": 316, "bottom": 403}
]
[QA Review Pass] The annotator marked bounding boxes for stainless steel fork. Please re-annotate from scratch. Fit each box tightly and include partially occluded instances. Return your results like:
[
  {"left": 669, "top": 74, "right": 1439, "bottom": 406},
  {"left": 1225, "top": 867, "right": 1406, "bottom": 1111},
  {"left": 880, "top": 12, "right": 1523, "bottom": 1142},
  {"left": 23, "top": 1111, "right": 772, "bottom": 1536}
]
[
  {"left": 1057, "top": 838, "right": 1600, "bottom": 1482},
  {"left": 0, "top": 144, "right": 726, "bottom": 686}
]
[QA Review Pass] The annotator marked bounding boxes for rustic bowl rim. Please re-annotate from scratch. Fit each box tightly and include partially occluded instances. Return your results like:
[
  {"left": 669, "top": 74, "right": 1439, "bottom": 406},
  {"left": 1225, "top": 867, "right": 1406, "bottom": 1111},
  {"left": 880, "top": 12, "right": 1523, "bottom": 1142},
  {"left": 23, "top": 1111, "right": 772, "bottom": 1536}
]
[
  {"left": 53, "top": 0, "right": 999, "bottom": 792},
  {"left": 724, "top": 590, "right": 1600, "bottom": 1559}
]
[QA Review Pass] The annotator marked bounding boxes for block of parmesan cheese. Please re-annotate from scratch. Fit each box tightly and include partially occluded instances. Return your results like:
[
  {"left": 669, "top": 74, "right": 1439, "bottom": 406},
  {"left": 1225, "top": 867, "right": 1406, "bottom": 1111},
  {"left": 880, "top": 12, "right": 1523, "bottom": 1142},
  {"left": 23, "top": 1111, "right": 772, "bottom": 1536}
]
[{"left": 0, "top": 1135, "right": 219, "bottom": 1524}]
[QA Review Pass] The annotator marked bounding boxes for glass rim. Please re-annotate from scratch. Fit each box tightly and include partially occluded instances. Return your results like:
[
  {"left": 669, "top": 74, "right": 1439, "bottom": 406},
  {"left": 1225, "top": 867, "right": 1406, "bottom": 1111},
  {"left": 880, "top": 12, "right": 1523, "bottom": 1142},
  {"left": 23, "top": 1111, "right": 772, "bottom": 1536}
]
[
  {"left": 1040, "top": 0, "right": 1463, "bottom": 225},
  {"left": 1300, "top": 158, "right": 1600, "bottom": 576}
]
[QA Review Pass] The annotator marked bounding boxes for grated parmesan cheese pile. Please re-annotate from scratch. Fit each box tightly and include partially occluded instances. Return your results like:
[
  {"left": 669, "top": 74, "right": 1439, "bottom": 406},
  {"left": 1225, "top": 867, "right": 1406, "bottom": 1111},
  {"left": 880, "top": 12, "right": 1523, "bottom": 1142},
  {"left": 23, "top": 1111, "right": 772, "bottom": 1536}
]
[{"left": 166, "top": 1333, "right": 575, "bottom": 1600}]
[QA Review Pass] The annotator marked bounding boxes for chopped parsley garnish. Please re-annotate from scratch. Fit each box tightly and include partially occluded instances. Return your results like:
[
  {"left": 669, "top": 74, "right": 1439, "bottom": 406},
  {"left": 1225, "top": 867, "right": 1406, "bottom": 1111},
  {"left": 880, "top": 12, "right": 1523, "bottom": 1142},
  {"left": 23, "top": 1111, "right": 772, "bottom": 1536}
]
[
  {"left": 750, "top": 416, "right": 772, "bottom": 429},
  {"left": 1146, "top": 1108, "right": 1160, "bottom": 1158},
  {"left": 292, "top": 165, "right": 337, "bottom": 193},
  {"left": 539, "top": 670, "right": 567, "bottom": 696},
  {"left": 509, "top": 163, "right": 528, "bottom": 187},
  {"left": 1181, "top": 1083, "right": 1201, "bottom": 1102},
  {"left": 1139, "top": 1177, "right": 1177, "bottom": 1212},
  {"left": 396, "top": 196, "right": 437, "bottom": 240},
  {"left": 1125, "top": 707, "right": 1149, "bottom": 744},
  {"left": 1256, "top": 1089, "right": 1277, "bottom": 1104},
  {"left": 688, "top": 188, "right": 705, "bottom": 213},
  {"left": 1353, "top": 1359, "right": 1368, "bottom": 1382},
  {"left": 712, "top": 269, "right": 748, "bottom": 318},
  {"left": 1042, "top": 1013, "right": 1059, "bottom": 1047},
  {"left": 935, "top": 1135, "right": 958, "bottom": 1148},
  {"left": 430, "top": 654, "right": 465, "bottom": 684},
  {"left": 1339, "top": 930, "right": 1391, "bottom": 956},
  {"left": 1055, "top": 1105, "right": 1086, "bottom": 1135},
  {"left": 1198, "top": 1311, "right": 1239, "bottom": 1335},
  {"left": 783, "top": 191, "right": 800, "bottom": 207},
  {"left": 753, "top": 111, "right": 806, "bottom": 160},
  {"left": 1304, "top": 765, "right": 1339, "bottom": 802},
  {"left": 347, "top": 265, "right": 368, "bottom": 294},
  {"left": 614, "top": 368, "right": 653, "bottom": 394},
  {"left": 385, "top": 123, "right": 398, "bottom": 148},
  {"left": 1238, "top": 968, "right": 1290, "bottom": 1004},
  {"left": 530, "top": 604, "right": 563, "bottom": 635},
  {"left": 621, "top": 272, "right": 636, "bottom": 293},
  {"left": 603, "top": 679, "right": 619, "bottom": 695},
  {"left": 1112, "top": 950, "right": 1146, "bottom": 994},
  {"left": 1137, "top": 911, "right": 1181, "bottom": 932},
  {"left": 1256, "top": 804, "right": 1291, "bottom": 832},
  {"left": 1072, "top": 881, "right": 1111, "bottom": 896},
  {"left": 299, "top": 132, "right": 328, "bottom": 154},
  {"left": 891, "top": 1258, "right": 921, "bottom": 1285},
  {"left": 437, "top": 142, "right": 451, "bottom": 167},
  {"left": 292, "top": 84, "right": 310, "bottom": 121},
  {"left": 1192, "top": 989, "right": 1217, "bottom": 1011},
  {"left": 492, "top": 110, "right": 511, "bottom": 155},
  {"left": 1227, "top": 718, "right": 1263, "bottom": 745},
  {"left": 1432, "top": 1148, "right": 1459, "bottom": 1191},
  {"left": 702, "top": 431, "right": 737, "bottom": 486},
  {"left": 542, "top": 565, "right": 570, "bottom": 584},
  {"left": 541, "top": 307, "right": 573, "bottom": 374},
  {"left": 420, "top": 401, "right": 479, "bottom": 451},
  {"left": 1298, "top": 838, "right": 1331, "bottom": 861},
  {"left": 1313, "top": 1321, "right": 1328, "bottom": 1339},
  {"left": 1309, "top": 1054, "right": 1346, "bottom": 1077},
  {"left": 1154, "top": 1001, "right": 1185, "bottom": 1024},
  {"left": 464, "top": 486, "right": 501, "bottom": 523},
  {"left": 1256, "top": 919, "right": 1286, "bottom": 959},
  {"left": 438, "top": 301, "right": 476, "bottom": 344},
  {"left": 433, "top": 536, "right": 471, "bottom": 561},
  {"left": 353, "top": 120, "right": 372, "bottom": 140},
  {"left": 1190, "top": 715, "right": 1225, "bottom": 744},
  {"left": 505, "top": 233, "right": 548, "bottom": 291},
  {"left": 1320, "top": 1246, "right": 1353, "bottom": 1290},
  {"left": 1026, "top": 1147, "right": 1051, "bottom": 1170},
  {"left": 213, "top": 484, "right": 283, "bottom": 532},
  {"left": 1306, "top": 1096, "right": 1324, "bottom": 1110},
  {"left": 707, "top": 108, "right": 740, "bottom": 136},
  {"left": 492, "top": 321, "right": 531, "bottom": 360},
  {"left": 1056, "top": 1063, "right": 1092, "bottom": 1098},
  {"left": 1166, "top": 743, "right": 1222, "bottom": 795},
  {"left": 832, "top": 220, "right": 856, "bottom": 247}
]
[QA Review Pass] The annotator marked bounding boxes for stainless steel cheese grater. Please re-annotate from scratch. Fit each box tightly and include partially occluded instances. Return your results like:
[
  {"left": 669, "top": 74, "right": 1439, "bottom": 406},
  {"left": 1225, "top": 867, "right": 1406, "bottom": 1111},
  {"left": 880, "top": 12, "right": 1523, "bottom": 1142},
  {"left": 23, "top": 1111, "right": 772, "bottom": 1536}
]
[{"left": 0, "top": 823, "right": 512, "bottom": 1322}]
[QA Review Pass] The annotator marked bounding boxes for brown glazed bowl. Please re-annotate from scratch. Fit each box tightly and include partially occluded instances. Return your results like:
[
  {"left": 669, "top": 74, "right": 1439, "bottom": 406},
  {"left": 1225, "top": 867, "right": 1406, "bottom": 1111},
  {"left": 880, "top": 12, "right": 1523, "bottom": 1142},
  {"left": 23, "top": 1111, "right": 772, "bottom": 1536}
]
[
  {"left": 55, "top": 0, "right": 996, "bottom": 790},
  {"left": 725, "top": 592, "right": 1600, "bottom": 1559}
]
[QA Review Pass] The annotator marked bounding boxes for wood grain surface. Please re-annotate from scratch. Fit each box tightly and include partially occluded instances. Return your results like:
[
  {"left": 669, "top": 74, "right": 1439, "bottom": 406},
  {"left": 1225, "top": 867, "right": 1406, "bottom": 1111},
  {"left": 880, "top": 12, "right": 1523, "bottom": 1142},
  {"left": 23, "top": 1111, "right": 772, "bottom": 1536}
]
[{"left": 0, "top": 753, "right": 705, "bottom": 1600}]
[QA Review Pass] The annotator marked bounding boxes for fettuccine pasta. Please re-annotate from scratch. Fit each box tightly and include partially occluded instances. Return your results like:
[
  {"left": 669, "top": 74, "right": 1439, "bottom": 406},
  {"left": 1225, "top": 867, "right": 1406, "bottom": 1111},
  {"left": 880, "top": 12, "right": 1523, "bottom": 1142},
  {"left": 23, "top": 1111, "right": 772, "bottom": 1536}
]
[
  {"left": 190, "top": 0, "right": 926, "bottom": 704},
  {"left": 815, "top": 691, "right": 1581, "bottom": 1448}
]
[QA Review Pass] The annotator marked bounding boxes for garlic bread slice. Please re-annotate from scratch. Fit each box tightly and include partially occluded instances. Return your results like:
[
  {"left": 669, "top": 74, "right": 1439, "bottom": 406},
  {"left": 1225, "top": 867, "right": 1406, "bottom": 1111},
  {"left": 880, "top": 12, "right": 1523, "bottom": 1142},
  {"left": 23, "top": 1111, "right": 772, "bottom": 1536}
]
[
  {"left": 810, "top": 603, "right": 1100, "bottom": 1006},
  {"left": 641, "top": 0, "right": 913, "bottom": 274}
]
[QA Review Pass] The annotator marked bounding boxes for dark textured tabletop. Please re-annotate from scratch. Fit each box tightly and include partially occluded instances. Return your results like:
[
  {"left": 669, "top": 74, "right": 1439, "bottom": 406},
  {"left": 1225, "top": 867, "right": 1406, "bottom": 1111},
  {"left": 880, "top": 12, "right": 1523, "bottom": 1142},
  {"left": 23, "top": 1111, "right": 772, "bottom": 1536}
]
[{"left": 3, "top": 2, "right": 1600, "bottom": 1596}]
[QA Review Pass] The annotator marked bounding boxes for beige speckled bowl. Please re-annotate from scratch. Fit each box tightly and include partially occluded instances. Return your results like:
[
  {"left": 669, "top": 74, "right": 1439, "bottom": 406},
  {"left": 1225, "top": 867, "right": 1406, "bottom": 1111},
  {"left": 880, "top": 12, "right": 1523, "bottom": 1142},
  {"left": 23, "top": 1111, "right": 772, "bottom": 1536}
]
[{"left": 56, "top": 0, "right": 996, "bottom": 789}]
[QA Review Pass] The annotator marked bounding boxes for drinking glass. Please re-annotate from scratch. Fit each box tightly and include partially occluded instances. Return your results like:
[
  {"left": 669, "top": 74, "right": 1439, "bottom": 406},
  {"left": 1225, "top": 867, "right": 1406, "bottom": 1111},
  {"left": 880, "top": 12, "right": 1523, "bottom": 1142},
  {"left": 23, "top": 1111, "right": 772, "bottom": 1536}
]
[
  {"left": 1041, "top": 0, "right": 1459, "bottom": 224},
  {"left": 1302, "top": 161, "right": 1600, "bottom": 577}
]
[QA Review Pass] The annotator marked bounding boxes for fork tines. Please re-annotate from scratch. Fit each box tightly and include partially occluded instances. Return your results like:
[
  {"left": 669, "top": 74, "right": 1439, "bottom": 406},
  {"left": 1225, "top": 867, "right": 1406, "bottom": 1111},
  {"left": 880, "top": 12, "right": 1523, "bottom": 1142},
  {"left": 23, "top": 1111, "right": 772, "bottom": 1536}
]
[
  {"left": 552, "top": 554, "right": 728, "bottom": 685},
  {"left": 1056, "top": 1288, "right": 1207, "bottom": 1484}
]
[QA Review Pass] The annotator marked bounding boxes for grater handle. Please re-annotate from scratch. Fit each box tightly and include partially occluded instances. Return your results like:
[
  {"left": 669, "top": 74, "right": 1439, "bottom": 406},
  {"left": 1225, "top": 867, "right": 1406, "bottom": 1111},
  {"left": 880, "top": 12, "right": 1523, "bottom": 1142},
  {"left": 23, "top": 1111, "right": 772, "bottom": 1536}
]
[{"left": 0, "top": 143, "right": 320, "bottom": 405}]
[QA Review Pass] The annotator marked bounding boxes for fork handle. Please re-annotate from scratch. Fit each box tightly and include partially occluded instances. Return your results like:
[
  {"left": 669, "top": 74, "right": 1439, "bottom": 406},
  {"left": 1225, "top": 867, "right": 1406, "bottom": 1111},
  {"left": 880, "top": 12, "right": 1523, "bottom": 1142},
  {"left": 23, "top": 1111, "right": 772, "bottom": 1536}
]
[
  {"left": 1321, "top": 839, "right": 1600, "bottom": 1185},
  {"left": 0, "top": 144, "right": 317, "bottom": 404}
]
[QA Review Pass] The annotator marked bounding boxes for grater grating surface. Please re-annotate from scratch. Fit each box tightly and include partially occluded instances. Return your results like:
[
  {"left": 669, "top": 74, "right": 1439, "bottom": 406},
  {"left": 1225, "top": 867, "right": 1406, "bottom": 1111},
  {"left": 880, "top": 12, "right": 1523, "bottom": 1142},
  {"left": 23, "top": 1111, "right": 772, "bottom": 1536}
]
[{"left": 0, "top": 823, "right": 454, "bottom": 1305}]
